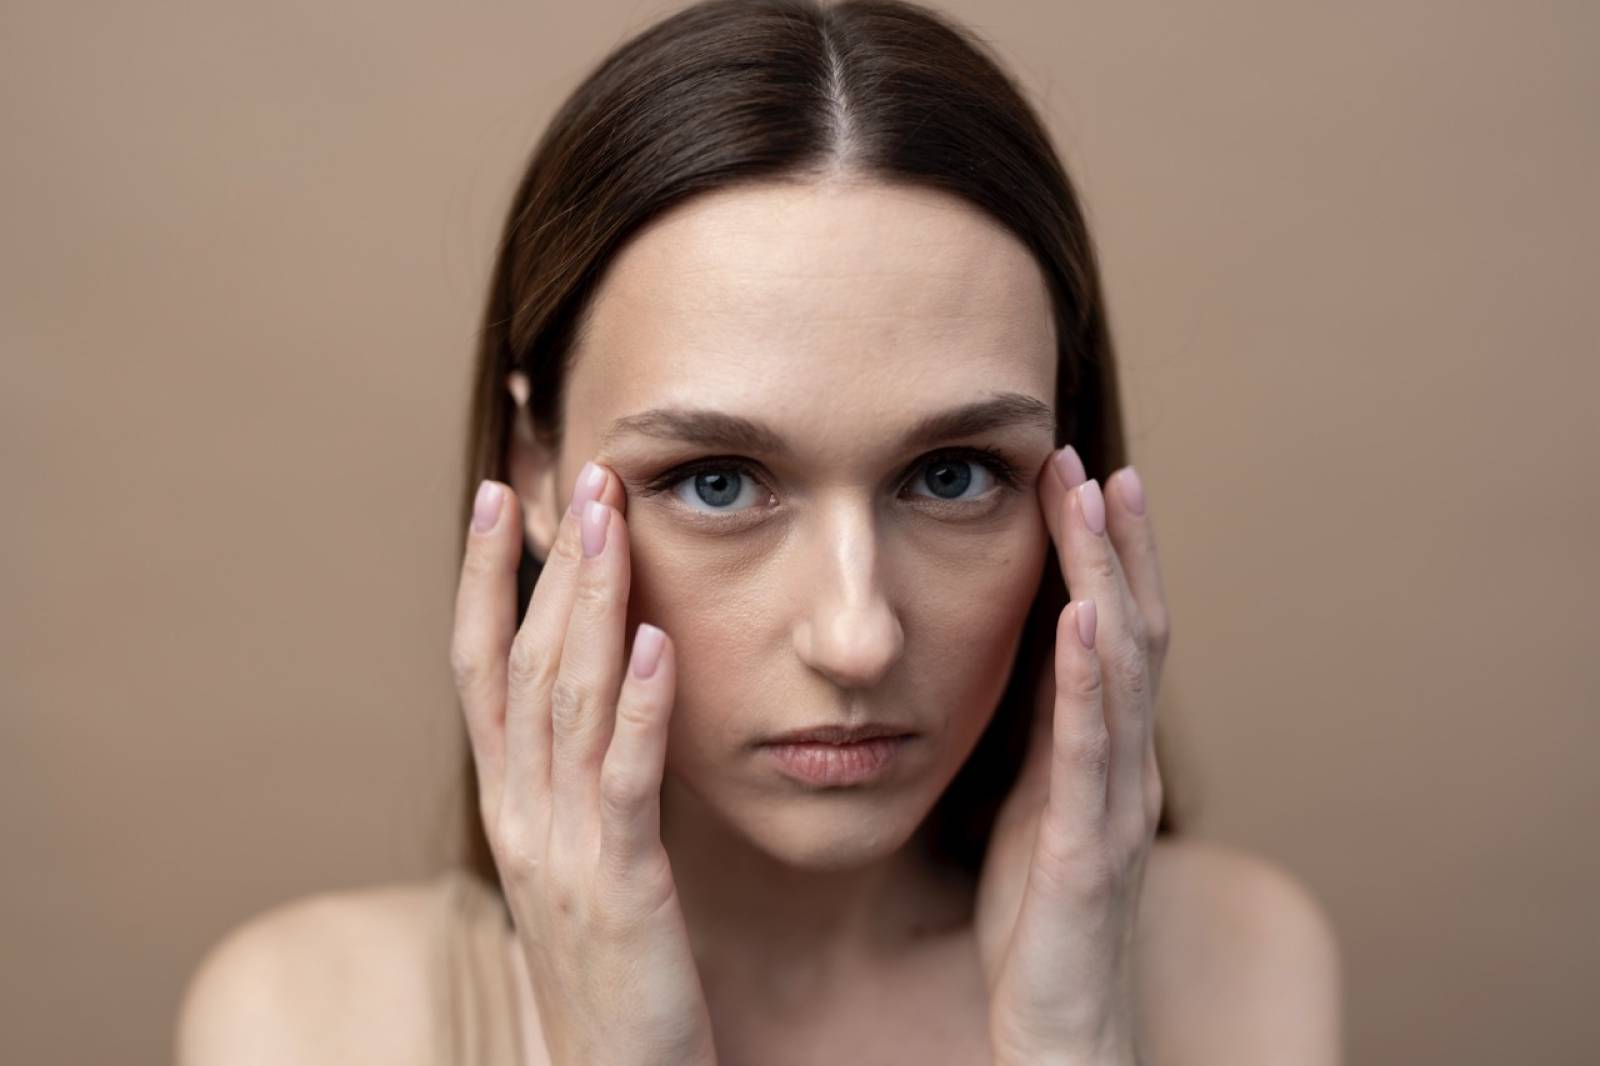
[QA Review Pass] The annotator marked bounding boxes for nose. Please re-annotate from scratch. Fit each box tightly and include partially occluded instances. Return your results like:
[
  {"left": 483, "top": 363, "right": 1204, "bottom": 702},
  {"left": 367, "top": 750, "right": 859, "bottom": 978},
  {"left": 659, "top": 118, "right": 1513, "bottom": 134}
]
[{"left": 790, "top": 507, "right": 905, "bottom": 690}]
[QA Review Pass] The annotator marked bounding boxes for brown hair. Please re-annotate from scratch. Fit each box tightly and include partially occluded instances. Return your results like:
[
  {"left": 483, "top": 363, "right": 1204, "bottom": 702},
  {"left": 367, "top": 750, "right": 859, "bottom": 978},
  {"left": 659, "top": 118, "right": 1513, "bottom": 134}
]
[{"left": 455, "top": 0, "right": 1184, "bottom": 893}]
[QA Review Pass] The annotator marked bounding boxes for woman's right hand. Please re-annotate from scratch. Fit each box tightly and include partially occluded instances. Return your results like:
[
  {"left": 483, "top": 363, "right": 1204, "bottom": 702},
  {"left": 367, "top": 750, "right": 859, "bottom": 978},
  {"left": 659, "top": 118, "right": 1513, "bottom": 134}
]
[{"left": 450, "top": 462, "right": 718, "bottom": 1066}]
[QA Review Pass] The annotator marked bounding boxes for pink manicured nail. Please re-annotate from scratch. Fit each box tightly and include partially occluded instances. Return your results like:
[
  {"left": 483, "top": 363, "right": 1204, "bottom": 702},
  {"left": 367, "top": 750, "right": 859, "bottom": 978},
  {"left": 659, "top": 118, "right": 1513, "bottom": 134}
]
[
  {"left": 1117, "top": 466, "right": 1147, "bottom": 515},
  {"left": 1079, "top": 479, "right": 1106, "bottom": 535},
  {"left": 1075, "top": 599, "right": 1097, "bottom": 649},
  {"left": 1052, "top": 444, "right": 1086, "bottom": 489},
  {"left": 472, "top": 480, "right": 502, "bottom": 533},
  {"left": 570, "top": 461, "right": 605, "bottom": 516},
  {"left": 631, "top": 624, "right": 665, "bottom": 679},
  {"left": 581, "top": 499, "right": 609, "bottom": 557}
]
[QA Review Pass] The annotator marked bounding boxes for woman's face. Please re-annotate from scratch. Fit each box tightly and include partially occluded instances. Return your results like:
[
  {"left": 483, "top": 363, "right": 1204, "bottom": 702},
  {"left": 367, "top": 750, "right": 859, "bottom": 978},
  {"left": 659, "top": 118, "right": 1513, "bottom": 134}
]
[{"left": 521, "top": 179, "right": 1058, "bottom": 869}]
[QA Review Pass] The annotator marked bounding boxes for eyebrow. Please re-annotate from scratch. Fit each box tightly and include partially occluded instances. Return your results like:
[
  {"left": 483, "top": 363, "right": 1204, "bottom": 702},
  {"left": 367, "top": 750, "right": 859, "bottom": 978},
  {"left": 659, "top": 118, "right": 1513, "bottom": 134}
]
[{"left": 600, "top": 392, "right": 1057, "bottom": 456}]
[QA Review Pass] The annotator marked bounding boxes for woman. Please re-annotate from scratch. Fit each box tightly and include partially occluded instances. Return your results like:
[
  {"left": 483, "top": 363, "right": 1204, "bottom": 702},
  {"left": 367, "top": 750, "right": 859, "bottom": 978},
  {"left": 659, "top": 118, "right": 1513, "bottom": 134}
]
[{"left": 178, "top": 1, "right": 1342, "bottom": 1063}]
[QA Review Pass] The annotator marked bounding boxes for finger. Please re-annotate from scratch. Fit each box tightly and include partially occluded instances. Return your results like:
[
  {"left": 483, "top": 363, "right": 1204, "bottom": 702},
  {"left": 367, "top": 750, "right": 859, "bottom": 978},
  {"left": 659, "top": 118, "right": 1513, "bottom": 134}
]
[
  {"left": 450, "top": 479, "right": 523, "bottom": 820},
  {"left": 1044, "top": 599, "right": 1110, "bottom": 852},
  {"left": 1035, "top": 442, "right": 1084, "bottom": 544},
  {"left": 598, "top": 624, "right": 674, "bottom": 875},
  {"left": 503, "top": 462, "right": 627, "bottom": 830},
  {"left": 1041, "top": 448, "right": 1146, "bottom": 653},
  {"left": 1024, "top": 446, "right": 1088, "bottom": 781},
  {"left": 1106, "top": 466, "right": 1172, "bottom": 698},
  {"left": 548, "top": 497, "right": 632, "bottom": 849},
  {"left": 1054, "top": 474, "right": 1151, "bottom": 838}
]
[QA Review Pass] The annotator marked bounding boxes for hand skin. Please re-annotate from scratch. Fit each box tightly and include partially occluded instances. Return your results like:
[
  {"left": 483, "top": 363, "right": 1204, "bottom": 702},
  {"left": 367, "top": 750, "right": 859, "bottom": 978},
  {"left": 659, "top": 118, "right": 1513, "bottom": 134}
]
[
  {"left": 977, "top": 445, "right": 1171, "bottom": 1066},
  {"left": 450, "top": 461, "right": 719, "bottom": 1066}
]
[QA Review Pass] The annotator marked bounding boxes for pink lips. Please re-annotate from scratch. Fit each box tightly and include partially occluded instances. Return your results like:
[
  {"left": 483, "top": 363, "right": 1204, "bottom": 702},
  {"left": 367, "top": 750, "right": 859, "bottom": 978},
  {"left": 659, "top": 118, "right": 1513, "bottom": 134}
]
[{"left": 762, "top": 735, "right": 913, "bottom": 786}]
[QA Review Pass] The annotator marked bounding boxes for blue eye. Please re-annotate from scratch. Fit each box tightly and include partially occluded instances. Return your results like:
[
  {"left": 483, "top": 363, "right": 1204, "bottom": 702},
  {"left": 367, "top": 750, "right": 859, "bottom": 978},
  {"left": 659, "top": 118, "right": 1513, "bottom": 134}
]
[
  {"left": 671, "top": 465, "right": 766, "bottom": 515},
  {"left": 644, "top": 446, "right": 1021, "bottom": 520},
  {"left": 910, "top": 454, "right": 992, "bottom": 501}
]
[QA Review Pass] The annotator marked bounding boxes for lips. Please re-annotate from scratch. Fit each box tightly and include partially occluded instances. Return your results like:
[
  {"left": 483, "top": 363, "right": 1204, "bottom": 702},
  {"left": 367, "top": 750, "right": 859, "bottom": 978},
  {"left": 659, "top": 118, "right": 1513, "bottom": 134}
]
[
  {"left": 763, "top": 735, "right": 913, "bottom": 786},
  {"left": 761, "top": 723, "right": 917, "bottom": 746}
]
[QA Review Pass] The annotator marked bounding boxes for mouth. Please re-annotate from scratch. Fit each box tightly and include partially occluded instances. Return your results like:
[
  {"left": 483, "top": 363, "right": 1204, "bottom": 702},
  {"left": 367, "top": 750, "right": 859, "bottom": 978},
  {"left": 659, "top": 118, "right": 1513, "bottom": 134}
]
[
  {"left": 760, "top": 722, "right": 918, "bottom": 746},
  {"left": 760, "top": 734, "right": 915, "bottom": 787}
]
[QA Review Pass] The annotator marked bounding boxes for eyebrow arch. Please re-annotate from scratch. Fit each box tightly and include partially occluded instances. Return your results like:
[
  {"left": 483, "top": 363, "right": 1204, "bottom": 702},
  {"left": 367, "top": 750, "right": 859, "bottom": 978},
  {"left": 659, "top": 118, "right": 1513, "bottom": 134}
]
[{"left": 601, "top": 392, "right": 1057, "bottom": 456}]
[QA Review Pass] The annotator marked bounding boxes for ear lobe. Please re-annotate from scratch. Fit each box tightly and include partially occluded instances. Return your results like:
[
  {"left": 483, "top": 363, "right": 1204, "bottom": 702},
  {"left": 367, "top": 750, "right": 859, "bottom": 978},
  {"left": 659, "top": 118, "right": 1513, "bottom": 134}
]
[{"left": 503, "top": 371, "right": 563, "bottom": 562}]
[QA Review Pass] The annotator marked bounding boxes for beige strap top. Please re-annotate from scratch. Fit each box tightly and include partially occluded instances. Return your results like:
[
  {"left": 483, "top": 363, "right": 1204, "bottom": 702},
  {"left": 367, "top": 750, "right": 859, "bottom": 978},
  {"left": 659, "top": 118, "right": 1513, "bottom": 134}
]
[{"left": 430, "top": 867, "right": 531, "bottom": 1066}]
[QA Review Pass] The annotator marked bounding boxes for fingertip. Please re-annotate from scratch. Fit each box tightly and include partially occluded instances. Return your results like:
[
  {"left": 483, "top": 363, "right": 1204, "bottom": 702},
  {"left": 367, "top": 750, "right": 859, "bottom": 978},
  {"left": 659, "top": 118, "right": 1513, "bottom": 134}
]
[
  {"left": 581, "top": 498, "right": 614, "bottom": 558},
  {"left": 1075, "top": 599, "right": 1097, "bottom": 650},
  {"left": 1052, "top": 444, "right": 1087, "bottom": 489},
  {"left": 596, "top": 461, "right": 630, "bottom": 517},
  {"left": 471, "top": 479, "right": 505, "bottom": 535},
  {"left": 629, "top": 622, "right": 667, "bottom": 680},
  {"left": 1113, "top": 466, "right": 1147, "bottom": 517},
  {"left": 1078, "top": 478, "right": 1106, "bottom": 536}
]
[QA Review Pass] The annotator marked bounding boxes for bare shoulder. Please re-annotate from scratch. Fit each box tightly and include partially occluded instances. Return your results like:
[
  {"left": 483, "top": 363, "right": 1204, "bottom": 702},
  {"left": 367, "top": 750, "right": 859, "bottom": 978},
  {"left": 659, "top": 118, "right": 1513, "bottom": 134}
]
[
  {"left": 1138, "top": 837, "right": 1344, "bottom": 1066},
  {"left": 175, "top": 878, "right": 451, "bottom": 1066}
]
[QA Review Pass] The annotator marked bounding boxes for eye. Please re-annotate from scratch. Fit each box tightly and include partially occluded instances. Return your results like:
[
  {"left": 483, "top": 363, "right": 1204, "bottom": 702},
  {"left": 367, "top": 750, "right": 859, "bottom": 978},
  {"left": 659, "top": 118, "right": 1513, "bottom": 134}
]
[
  {"left": 659, "top": 460, "right": 771, "bottom": 517},
  {"left": 640, "top": 446, "right": 1023, "bottom": 521},
  {"left": 906, "top": 448, "right": 1020, "bottom": 503}
]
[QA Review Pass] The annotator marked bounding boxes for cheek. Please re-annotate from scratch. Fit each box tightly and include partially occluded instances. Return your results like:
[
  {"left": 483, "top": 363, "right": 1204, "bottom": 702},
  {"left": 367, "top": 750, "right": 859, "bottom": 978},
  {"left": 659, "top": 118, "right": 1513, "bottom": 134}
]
[
  {"left": 906, "top": 532, "right": 1047, "bottom": 713},
  {"left": 623, "top": 529, "right": 771, "bottom": 759}
]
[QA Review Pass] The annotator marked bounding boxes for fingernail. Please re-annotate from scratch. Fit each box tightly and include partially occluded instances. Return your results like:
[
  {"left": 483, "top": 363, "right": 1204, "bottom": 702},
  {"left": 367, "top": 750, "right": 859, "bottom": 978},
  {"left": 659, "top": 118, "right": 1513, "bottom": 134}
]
[
  {"left": 631, "top": 624, "right": 665, "bottom": 679},
  {"left": 1052, "top": 444, "right": 1086, "bottom": 489},
  {"left": 1079, "top": 479, "right": 1106, "bottom": 535},
  {"left": 570, "top": 460, "right": 605, "bottom": 517},
  {"left": 1117, "top": 466, "right": 1147, "bottom": 516},
  {"left": 472, "top": 480, "right": 502, "bottom": 533},
  {"left": 581, "top": 499, "right": 609, "bottom": 557},
  {"left": 1075, "top": 599, "right": 1097, "bottom": 649}
]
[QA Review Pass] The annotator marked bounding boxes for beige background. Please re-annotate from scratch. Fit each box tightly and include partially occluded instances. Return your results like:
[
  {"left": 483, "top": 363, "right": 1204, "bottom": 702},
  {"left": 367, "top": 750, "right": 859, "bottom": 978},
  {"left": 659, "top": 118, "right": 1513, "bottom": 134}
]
[{"left": 4, "top": 1, "right": 1596, "bottom": 1062}]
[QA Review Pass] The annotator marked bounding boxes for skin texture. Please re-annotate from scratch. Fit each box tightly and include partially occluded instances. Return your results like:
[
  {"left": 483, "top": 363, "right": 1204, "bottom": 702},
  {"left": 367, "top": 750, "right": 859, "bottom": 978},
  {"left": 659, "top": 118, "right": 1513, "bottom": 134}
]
[
  {"left": 506, "top": 179, "right": 1062, "bottom": 1027},
  {"left": 174, "top": 178, "right": 1345, "bottom": 1066}
]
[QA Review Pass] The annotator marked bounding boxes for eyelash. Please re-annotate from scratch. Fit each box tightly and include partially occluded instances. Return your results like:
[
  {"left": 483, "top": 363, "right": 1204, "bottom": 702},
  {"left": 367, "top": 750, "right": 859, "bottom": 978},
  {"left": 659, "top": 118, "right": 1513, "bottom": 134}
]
[{"left": 639, "top": 445, "right": 1024, "bottom": 508}]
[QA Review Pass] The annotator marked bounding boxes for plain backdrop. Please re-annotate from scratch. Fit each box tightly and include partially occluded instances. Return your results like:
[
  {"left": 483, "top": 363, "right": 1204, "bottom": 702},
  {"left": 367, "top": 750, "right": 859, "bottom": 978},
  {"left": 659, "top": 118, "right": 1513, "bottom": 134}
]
[{"left": 3, "top": 1, "right": 1596, "bottom": 1063}]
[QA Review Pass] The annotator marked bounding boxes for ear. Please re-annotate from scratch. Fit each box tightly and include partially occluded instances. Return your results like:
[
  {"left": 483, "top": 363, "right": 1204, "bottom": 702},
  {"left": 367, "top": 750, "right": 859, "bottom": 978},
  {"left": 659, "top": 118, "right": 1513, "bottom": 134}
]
[{"left": 503, "top": 370, "right": 563, "bottom": 563}]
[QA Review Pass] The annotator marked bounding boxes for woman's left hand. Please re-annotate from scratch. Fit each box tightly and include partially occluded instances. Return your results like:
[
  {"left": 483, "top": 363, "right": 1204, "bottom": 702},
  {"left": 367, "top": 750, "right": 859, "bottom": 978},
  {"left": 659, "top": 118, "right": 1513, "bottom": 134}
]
[{"left": 975, "top": 446, "right": 1172, "bottom": 1066}]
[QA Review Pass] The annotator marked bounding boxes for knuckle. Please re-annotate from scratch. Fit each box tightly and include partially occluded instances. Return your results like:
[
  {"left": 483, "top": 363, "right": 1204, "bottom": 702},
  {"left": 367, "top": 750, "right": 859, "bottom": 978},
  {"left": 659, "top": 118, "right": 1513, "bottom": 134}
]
[
  {"left": 549, "top": 517, "right": 585, "bottom": 567},
  {"left": 548, "top": 675, "right": 588, "bottom": 734},
  {"left": 1085, "top": 551, "right": 1117, "bottom": 583},
  {"left": 1128, "top": 612, "right": 1152, "bottom": 657},
  {"left": 573, "top": 567, "right": 612, "bottom": 609},
  {"left": 449, "top": 643, "right": 486, "bottom": 692},
  {"left": 1068, "top": 725, "right": 1112, "bottom": 780},
  {"left": 599, "top": 766, "right": 647, "bottom": 822},
  {"left": 489, "top": 816, "right": 543, "bottom": 881},
  {"left": 1146, "top": 607, "right": 1172, "bottom": 654},
  {"left": 1111, "top": 642, "right": 1149, "bottom": 699},
  {"left": 1068, "top": 660, "right": 1103, "bottom": 701},
  {"left": 1074, "top": 851, "right": 1119, "bottom": 899},
  {"left": 461, "top": 541, "right": 499, "bottom": 582},
  {"left": 614, "top": 691, "right": 657, "bottom": 732},
  {"left": 506, "top": 638, "right": 556, "bottom": 693},
  {"left": 1034, "top": 821, "right": 1114, "bottom": 896}
]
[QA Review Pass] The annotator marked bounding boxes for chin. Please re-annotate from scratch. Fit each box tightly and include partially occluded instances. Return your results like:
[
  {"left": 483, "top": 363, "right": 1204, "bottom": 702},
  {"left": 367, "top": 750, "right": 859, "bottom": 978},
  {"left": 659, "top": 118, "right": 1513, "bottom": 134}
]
[{"left": 735, "top": 796, "right": 928, "bottom": 871}]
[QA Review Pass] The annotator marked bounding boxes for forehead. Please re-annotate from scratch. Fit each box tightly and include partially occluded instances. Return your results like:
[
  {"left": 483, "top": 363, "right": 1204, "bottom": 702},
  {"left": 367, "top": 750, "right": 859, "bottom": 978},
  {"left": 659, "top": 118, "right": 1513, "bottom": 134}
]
[{"left": 564, "top": 180, "right": 1057, "bottom": 446}]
